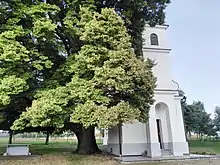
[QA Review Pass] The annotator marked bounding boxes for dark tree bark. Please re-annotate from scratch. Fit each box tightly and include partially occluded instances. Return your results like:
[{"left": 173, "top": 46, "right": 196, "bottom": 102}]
[
  {"left": 74, "top": 131, "right": 81, "bottom": 153},
  {"left": 63, "top": 122, "right": 100, "bottom": 154},
  {"left": 45, "top": 130, "right": 50, "bottom": 145},
  {"left": 8, "top": 130, "right": 13, "bottom": 144},
  {"left": 76, "top": 126, "right": 101, "bottom": 154}
]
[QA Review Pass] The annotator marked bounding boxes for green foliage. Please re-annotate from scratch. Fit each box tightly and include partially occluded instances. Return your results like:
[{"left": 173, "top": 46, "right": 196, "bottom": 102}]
[
  {"left": 94, "top": 0, "right": 171, "bottom": 56},
  {"left": 12, "top": 87, "right": 70, "bottom": 130},
  {"left": 12, "top": 7, "right": 156, "bottom": 130},
  {"left": 69, "top": 7, "right": 156, "bottom": 128},
  {"left": 0, "top": 1, "right": 63, "bottom": 133},
  {"left": 0, "top": 0, "right": 167, "bottom": 147},
  {"left": 214, "top": 106, "right": 220, "bottom": 132},
  {"left": 0, "top": 76, "right": 28, "bottom": 105},
  {"left": 183, "top": 101, "right": 216, "bottom": 138},
  {"left": 0, "top": 1, "right": 60, "bottom": 107}
]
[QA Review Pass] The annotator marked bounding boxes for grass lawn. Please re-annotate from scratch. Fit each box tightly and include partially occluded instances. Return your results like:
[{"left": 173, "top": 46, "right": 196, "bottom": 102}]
[
  {"left": 1, "top": 155, "right": 220, "bottom": 165},
  {"left": 0, "top": 138, "right": 220, "bottom": 165},
  {"left": 189, "top": 140, "right": 220, "bottom": 155}
]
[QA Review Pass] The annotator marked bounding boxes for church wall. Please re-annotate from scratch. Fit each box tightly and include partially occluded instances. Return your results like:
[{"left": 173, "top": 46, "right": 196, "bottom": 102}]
[
  {"left": 121, "top": 121, "right": 148, "bottom": 156},
  {"left": 143, "top": 25, "right": 169, "bottom": 49},
  {"left": 107, "top": 24, "right": 189, "bottom": 157},
  {"left": 122, "top": 121, "right": 147, "bottom": 143},
  {"left": 107, "top": 126, "right": 120, "bottom": 155},
  {"left": 154, "top": 92, "right": 189, "bottom": 156},
  {"left": 143, "top": 25, "right": 176, "bottom": 91},
  {"left": 153, "top": 93, "right": 174, "bottom": 151},
  {"left": 169, "top": 97, "right": 187, "bottom": 142},
  {"left": 143, "top": 49, "right": 176, "bottom": 90},
  {"left": 146, "top": 106, "right": 162, "bottom": 157},
  {"left": 155, "top": 104, "right": 171, "bottom": 144},
  {"left": 171, "top": 97, "right": 189, "bottom": 155}
]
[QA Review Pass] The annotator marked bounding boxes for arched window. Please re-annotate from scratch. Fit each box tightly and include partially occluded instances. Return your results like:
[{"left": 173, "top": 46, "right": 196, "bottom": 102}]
[{"left": 150, "top": 33, "right": 159, "bottom": 45}]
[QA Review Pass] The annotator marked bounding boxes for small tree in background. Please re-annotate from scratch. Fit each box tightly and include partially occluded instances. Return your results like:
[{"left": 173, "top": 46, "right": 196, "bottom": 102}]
[
  {"left": 214, "top": 106, "right": 220, "bottom": 132},
  {"left": 182, "top": 101, "right": 216, "bottom": 141}
]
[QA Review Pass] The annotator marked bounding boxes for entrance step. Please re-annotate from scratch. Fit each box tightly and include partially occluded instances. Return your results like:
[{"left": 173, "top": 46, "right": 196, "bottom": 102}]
[{"left": 161, "top": 149, "right": 173, "bottom": 156}]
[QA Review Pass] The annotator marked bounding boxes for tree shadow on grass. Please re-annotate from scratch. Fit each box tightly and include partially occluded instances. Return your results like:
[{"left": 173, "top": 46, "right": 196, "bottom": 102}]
[
  {"left": 67, "top": 154, "right": 117, "bottom": 165},
  {"left": 29, "top": 143, "right": 77, "bottom": 155}
]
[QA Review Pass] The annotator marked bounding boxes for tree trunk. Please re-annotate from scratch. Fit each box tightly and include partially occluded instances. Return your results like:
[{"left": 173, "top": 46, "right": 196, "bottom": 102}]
[
  {"left": 185, "top": 131, "right": 188, "bottom": 142},
  {"left": 45, "top": 130, "right": 50, "bottom": 145},
  {"left": 189, "top": 131, "right": 192, "bottom": 138},
  {"left": 76, "top": 126, "right": 101, "bottom": 154},
  {"left": 74, "top": 131, "right": 81, "bottom": 153},
  {"left": 8, "top": 130, "right": 13, "bottom": 144}
]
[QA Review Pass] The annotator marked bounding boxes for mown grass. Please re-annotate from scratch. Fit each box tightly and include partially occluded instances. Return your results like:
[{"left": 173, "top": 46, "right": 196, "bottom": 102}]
[
  {"left": 189, "top": 140, "right": 220, "bottom": 155},
  {"left": 0, "top": 137, "right": 103, "bottom": 155},
  {"left": 1, "top": 155, "right": 220, "bottom": 165},
  {"left": 0, "top": 138, "right": 75, "bottom": 155},
  {"left": 0, "top": 138, "right": 220, "bottom": 165}
]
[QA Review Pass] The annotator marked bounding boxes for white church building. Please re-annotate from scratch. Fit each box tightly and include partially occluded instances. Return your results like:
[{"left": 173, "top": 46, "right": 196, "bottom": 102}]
[{"left": 105, "top": 24, "right": 189, "bottom": 157}]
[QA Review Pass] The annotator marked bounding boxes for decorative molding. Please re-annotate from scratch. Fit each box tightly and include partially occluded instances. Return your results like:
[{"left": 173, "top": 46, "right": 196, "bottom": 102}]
[
  {"left": 154, "top": 89, "right": 179, "bottom": 95},
  {"left": 143, "top": 47, "right": 172, "bottom": 53},
  {"left": 145, "top": 24, "right": 169, "bottom": 30}
]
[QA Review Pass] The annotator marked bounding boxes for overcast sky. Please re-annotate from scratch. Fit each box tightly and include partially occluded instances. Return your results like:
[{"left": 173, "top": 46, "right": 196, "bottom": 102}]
[{"left": 165, "top": 0, "right": 220, "bottom": 114}]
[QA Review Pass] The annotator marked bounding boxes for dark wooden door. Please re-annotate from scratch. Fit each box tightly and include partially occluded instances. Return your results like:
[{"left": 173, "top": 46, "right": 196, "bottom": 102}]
[{"left": 156, "top": 119, "right": 163, "bottom": 149}]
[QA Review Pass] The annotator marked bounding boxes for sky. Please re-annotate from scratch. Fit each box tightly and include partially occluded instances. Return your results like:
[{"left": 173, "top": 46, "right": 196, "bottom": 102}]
[{"left": 165, "top": 0, "right": 220, "bottom": 114}]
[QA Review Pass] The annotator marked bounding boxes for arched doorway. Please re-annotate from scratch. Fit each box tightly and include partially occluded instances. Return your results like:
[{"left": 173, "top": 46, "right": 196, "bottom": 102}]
[{"left": 155, "top": 102, "right": 172, "bottom": 150}]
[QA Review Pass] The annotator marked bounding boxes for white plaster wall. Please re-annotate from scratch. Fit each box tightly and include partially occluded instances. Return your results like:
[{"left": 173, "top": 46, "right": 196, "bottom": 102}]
[
  {"left": 106, "top": 24, "right": 189, "bottom": 157},
  {"left": 153, "top": 92, "right": 176, "bottom": 141},
  {"left": 146, "top": 106, "right": 162, "bottom": 157},
  {"left": 142, "top": 25, "right": 176, "bottom": 90},
  {"left": 143, "top": 50, "right": 176, "bottom": 90},
  {"left": 155, "top": 105, "right": 171, "bottom": 143},
  {"left": 154, "top": 92, "right": 187, "bottom": 143},
  {"left": 148, "top": 106, "right": 159, "bottom": 143},
  {"left": 172, "top": 97, "right": 187, "bottom": 142},
  {"left": 108, "top": 126, "right": 119, "bottom": 144},
  {"left": 143, "top": 25, "right": 169, "bottom": 49},
  {"left": 122, "top": 121, "right": 149, "bottom": 156},
  {"left": 122, "top": 121, "right": 147, "bottom": 143}
]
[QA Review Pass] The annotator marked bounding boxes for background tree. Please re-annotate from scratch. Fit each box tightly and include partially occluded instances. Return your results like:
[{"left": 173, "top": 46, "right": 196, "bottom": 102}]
[
  {"left": 182, "top": 103, "right": 197, "bottom": 138},
  {"left": 214, "top": 106, "right": 220, "bottom": 132},
  {"left": 183, "top": 101, "right": 215, "bottom": 140}
]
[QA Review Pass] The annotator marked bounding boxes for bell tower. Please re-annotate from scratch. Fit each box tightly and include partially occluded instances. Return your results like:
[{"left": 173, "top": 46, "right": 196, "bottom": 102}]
[
  {"left": 143, "top": 24, "right": 176, "bottom": 90},
  {"left": 107, "top": 24, "right": 189, "bottom": 158},
  {"left": 142, "top": 24, "right": 189, "bottom": 157}
]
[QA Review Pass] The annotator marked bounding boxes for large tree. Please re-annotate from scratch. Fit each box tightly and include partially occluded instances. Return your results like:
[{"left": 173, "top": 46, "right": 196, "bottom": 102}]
[
  {"left": 13, "top": 7, "right": 156, "bottom": 154},
  {"left": 1, "top": 0, "right": 169, "bottom": 154}
]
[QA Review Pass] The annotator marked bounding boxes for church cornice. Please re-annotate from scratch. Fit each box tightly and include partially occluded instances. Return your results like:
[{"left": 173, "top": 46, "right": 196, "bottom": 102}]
[
  {"left": 154, "top": 89, "right": 179, "bottom": 95},
  {"left": 145, "top": 24, "right": 169, "bottom": 30},
  {"left": 143, "top": 47, "right": 171, "bottom": 53}
]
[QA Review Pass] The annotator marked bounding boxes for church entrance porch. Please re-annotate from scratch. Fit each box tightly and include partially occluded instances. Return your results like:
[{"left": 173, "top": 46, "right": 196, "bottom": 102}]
[
  {"left": 155, "top": 102, "right": 173, "bottom": 155},
  {"left": 106, "top": 94, "right": 189, "bottom": 157},
  {"left": 156, "top": 119, "right": 163, "bottom": 149}
]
